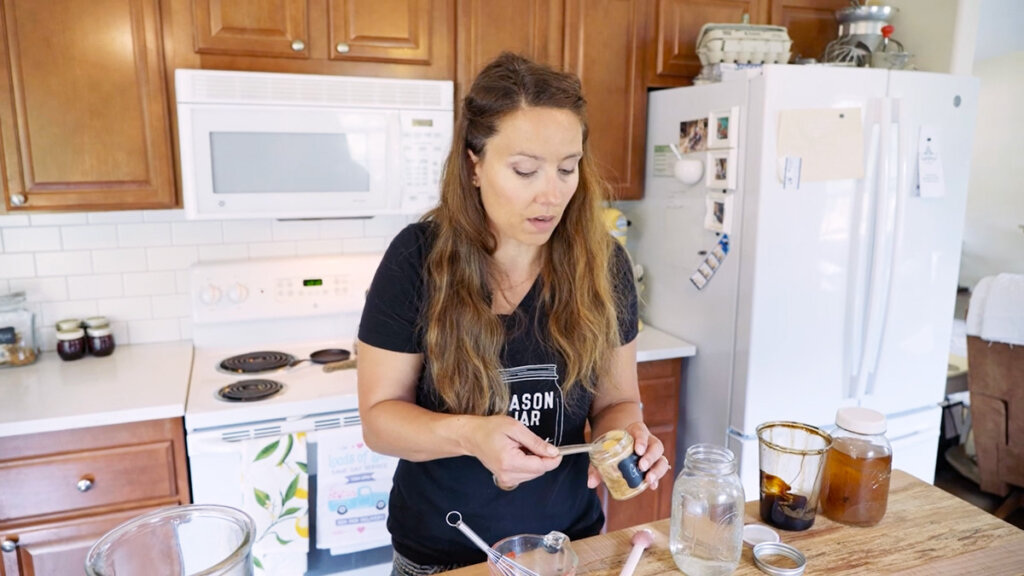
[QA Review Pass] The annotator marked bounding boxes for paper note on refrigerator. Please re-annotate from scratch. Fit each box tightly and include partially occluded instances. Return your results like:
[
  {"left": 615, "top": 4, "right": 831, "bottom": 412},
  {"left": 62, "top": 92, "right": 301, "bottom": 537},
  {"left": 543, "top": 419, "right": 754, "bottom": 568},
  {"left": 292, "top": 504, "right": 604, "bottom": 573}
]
[{"left": 777, "top": 108, "right": 863, "bottom": 182}]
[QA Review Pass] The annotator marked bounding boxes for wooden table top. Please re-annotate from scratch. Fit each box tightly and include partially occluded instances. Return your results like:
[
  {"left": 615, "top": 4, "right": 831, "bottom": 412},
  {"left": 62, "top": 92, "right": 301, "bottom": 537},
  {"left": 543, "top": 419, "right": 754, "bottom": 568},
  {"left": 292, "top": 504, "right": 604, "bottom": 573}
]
[{"left": 444, "top": 470, "right": 1024, "bottom": 576}]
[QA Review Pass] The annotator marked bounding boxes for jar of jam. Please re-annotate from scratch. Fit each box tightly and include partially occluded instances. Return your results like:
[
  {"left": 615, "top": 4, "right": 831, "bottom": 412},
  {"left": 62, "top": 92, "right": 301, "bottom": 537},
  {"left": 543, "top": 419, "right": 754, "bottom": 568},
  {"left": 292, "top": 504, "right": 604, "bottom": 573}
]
[
  {"left": 56, "top": 328, "right": 88, "bottom": 361},
  {"left": 589, "top": 429, "right": 647, "bottom": 500},
  {"left": 86, "top": 325, "right": 116, "bottom": 357},
  {"left": 819, "top": 407, "right": 892, "bottom": 526}
]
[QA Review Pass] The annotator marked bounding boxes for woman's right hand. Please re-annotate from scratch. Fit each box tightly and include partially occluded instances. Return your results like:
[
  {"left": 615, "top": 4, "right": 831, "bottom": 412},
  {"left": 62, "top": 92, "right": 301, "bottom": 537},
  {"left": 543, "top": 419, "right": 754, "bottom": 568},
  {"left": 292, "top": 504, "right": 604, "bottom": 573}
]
[{"left": 463, "top": 415, "right": 562, "bottom": 489}]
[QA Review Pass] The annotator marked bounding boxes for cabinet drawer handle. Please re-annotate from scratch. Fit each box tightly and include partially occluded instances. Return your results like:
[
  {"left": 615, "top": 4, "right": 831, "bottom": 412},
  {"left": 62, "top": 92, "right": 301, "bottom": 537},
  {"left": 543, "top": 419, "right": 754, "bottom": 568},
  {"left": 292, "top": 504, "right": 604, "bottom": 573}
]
[
  {"left": 291, "top": 39, "right": 305, "bottom": 52},
  {"left": 77, "top": 476, "right": 94, "bottom": 492},
  {"left": 10, "top": 193, "right": 26, "bottom": 206},
  {"left": 1, "top": 538, "right": 16, "bottom": 552},
  {"left": 336, "top": 42, "right": 350, "bottom": 54}
]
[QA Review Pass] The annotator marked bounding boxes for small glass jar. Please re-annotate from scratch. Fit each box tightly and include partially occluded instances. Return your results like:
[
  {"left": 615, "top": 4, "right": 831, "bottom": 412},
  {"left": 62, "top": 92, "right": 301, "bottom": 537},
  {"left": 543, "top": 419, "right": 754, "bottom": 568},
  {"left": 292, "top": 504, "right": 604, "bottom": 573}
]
[
  {"left": 57, "top": 318, "right": 83, "bottom": 332},
  {"left": 0, "top": 291, "right": 39, "bottom": 367},
  {"left": 589, "top": 430, "right": 647, "bottom": 500},
  {"left": 84, "top": 316, "right": 109, "bottom": 329},
  {"left": 669, "top": 444, "right": 745, "bottom": 576},
  {"left": 87, "top": 325, "right": 116, "bottom": 357},
  {"left": 57, "top": 328, "right": 88, "bottom": 361},
  {"left": 819, "top": 407, "right": 892, "bottom": 527}
]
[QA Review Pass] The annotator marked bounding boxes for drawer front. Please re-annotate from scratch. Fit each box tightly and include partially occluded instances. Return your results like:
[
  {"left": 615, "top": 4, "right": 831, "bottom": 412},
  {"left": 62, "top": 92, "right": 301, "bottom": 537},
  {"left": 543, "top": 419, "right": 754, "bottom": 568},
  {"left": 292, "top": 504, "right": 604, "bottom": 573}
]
[
  {"left": 0, "top": 442, "right": 178, "bottom": 522},
  {"left": 637, "top": 358, "right": 682, "bottom": 426},
  {"left": 638, "top": 377, "right": 678, "bottom": 426}
]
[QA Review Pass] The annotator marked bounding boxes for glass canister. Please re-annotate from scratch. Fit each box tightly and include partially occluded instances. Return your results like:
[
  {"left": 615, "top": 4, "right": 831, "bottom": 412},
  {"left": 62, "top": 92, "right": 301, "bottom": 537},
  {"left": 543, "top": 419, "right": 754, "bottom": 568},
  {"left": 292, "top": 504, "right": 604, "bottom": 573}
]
[
  {"left": 589, "top": 430, "right": 648, "bottom": 500},
  {"left": 670, "top": 444, "right": 745, "bottom": 576},
  {"left": 819, "top": 407, "right": 892, "bottom": 526},
  {"left": 0, "top": 291, "right": 39, "bottom": 367}
]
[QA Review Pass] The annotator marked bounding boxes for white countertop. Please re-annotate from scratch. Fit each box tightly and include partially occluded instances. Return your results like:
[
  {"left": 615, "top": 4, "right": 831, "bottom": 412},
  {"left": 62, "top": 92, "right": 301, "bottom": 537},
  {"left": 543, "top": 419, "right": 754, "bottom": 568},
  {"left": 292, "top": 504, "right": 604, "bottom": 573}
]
[
  {"left": 0, "top": 341, "right": 193, "bottom": 438},
  {"left": 635, "top": 325, "right": 696, "bottom": 362},
  {"left": 0, "top": 327, "right": 692, "bottom": 438}
]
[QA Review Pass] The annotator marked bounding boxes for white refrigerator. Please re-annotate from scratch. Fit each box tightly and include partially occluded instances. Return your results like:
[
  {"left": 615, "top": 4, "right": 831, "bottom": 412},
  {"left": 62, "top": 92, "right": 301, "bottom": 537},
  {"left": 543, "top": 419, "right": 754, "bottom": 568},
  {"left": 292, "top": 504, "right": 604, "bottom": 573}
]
[{"left": 624, "top": 65, "right": 979, "bottom": 496}]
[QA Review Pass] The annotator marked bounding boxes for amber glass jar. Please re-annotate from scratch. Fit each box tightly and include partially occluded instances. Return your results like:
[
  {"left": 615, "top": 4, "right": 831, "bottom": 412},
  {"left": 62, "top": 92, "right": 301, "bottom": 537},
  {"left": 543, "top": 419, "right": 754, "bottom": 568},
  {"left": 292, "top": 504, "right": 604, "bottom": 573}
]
[
  {"left": 819, "top": 407, "right": 892, "bottom": 526},
  {"left": 589, "top": 430, "right": 647, "bottom": 500}
]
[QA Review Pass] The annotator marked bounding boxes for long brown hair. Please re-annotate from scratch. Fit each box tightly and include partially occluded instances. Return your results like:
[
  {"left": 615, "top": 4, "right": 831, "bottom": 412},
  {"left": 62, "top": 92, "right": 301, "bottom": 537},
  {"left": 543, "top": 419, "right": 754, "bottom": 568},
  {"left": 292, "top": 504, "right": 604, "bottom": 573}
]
[{"left": 422, "top": 52, "right": 624, "bottom": 415}]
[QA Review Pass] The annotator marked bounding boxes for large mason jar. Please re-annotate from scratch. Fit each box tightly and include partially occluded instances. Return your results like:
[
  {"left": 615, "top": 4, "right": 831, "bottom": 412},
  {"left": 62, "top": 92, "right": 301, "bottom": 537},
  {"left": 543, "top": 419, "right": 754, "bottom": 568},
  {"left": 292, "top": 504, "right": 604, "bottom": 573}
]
[{"left": 669, "top": 444, "right": 745, "bottom": 576}]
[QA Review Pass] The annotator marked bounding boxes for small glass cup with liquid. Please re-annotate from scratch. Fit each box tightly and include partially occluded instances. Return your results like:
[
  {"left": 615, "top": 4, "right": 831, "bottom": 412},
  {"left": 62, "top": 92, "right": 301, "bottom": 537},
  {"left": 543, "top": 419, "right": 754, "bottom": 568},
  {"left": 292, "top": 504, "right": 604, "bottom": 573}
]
[{"left": 756, "top": 421, "right": 833, "bottom": 531}]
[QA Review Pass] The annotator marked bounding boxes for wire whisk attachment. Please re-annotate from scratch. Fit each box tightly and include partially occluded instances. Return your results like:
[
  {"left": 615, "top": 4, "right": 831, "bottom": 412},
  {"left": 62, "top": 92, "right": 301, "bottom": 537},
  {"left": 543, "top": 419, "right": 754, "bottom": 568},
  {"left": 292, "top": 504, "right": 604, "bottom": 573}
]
[{"left": 445, "top": 511, "right": 541, "bottom": 576}]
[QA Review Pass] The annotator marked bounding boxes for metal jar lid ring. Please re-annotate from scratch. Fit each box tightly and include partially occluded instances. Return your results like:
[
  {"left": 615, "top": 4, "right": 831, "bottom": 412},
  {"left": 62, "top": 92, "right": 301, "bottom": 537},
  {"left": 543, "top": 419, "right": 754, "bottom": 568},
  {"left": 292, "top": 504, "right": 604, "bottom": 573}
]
[{"left": 753, "top": 541, "right": 806, "bottom": 576}]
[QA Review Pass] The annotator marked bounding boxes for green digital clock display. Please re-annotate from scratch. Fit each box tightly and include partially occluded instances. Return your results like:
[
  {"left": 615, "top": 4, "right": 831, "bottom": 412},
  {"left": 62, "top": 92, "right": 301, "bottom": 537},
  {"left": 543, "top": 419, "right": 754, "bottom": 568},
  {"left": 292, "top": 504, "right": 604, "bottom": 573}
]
[{"left": 303, "top": 279, "right": 323, "bottom": 287}]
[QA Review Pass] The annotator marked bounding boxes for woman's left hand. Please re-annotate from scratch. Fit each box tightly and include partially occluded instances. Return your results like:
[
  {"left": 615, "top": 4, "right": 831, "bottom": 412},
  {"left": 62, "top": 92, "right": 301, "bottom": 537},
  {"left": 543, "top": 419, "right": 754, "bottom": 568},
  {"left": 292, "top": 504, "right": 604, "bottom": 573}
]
[{"left": 586, "top": 421, "right": 672, "bottom": 490}]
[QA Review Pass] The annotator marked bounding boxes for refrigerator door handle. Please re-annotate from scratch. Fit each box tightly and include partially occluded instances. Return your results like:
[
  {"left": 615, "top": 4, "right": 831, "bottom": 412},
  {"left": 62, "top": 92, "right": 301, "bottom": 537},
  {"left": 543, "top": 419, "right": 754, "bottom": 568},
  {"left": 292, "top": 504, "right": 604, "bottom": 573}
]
[
  {"left": 848, "top": 103, "right": 882, "bottom": 399},
  {"left": 865, "top": 98, "right": 910, "bottom": 396},
  {"left": 857, "top": 97, "right": 907, "bottom": 399}
]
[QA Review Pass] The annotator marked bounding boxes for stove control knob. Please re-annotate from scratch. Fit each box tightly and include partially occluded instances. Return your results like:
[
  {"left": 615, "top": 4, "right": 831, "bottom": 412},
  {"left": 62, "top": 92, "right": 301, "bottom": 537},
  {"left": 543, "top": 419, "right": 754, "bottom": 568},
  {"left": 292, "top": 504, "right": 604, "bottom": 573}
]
[
  {"left": 228, "top": 283, "right": 249, "bottom": 303},
  {"left": 199, "top": 284, "right": 222, "bottom": 305}
]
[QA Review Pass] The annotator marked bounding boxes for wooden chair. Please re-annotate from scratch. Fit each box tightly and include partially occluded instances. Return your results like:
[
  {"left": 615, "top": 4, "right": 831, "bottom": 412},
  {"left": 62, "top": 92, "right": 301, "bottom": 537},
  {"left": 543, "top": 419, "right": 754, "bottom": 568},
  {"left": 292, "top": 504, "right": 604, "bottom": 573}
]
[{"left": 966, "top": 335, "right": 1024, "bottom": 518}]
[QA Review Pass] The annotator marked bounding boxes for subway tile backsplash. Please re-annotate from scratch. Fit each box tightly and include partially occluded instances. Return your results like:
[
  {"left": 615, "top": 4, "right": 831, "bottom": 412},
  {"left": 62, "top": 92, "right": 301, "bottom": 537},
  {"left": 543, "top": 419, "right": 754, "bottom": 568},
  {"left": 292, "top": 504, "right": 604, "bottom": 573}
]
[{"left": 0, "top": 209, "right": 412, "bottom": 352}]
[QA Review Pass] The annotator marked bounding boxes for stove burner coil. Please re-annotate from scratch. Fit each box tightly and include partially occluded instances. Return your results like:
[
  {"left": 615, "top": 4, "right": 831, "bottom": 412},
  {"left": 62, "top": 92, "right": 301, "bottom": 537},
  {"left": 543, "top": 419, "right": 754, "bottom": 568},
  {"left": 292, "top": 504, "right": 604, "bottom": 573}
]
[
  {"left": 217, "top": 379, "right": 284, "bottom": 402},
  {"left": 219, "top": 351, "right": 295, "bottom": 374}
]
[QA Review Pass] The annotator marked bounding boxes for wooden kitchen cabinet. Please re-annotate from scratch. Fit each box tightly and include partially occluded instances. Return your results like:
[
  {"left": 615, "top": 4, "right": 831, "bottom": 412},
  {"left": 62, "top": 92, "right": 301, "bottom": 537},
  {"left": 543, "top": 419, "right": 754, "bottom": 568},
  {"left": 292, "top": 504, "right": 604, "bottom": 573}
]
[
  {"left": 646, "top": 0, "right": 763, "bottom": 87},
  {"left": 454, "top": 0, "right": 649, "bottom": 200},
  {"left": 565, "top": 0, "right": 649, "bottom": 201},
  {"left": 600, "top": 356, "right": 683, "bottom": 532},
  {"left": 646, "top": 0, "right": 846, "bottom": 87},
  {"left": 0, "top": 0, "right": 177, "bottom": 213},
  {"left": 767, "top": 0, "right": 848, "bottom": 63},
  {"left": 455, "top": 0, "right": 564, "bottom": 102},
  {"left": 179, "top": 0, "right": 455, "bottom": 80},
  {"left": 0, "top": 418, "right": 191, "bottom": 576}
]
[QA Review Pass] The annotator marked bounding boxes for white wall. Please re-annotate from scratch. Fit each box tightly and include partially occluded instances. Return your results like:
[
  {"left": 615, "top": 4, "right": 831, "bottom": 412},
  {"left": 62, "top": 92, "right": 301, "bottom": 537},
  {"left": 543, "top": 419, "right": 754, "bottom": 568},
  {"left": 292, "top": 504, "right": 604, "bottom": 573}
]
[
  {"left": 960, "top": 0, "right": 1024, "bottom": 287},
  {"left": 0, "top": 210, "right": 410, "bottom": 352},
  {"left": 886, "top": 0, "right": 979, "bottom": 74}
]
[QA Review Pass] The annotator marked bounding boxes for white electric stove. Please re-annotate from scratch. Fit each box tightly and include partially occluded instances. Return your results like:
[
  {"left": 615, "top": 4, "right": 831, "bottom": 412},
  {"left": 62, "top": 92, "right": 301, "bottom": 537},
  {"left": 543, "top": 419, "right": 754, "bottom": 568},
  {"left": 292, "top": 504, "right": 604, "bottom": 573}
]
[
  {"left": 185, "top": 253, "right": 394, "bottom": 576},
  {"left": 185, "top": 253, "right": 381, "bottom": 432}
]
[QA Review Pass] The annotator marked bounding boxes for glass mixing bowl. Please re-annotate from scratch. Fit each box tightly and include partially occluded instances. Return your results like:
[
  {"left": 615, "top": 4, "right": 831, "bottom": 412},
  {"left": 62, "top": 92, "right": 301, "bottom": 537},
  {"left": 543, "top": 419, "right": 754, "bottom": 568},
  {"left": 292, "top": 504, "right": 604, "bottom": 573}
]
[{"left": 488, "top": 531, "right": 578, "bottom": 576}]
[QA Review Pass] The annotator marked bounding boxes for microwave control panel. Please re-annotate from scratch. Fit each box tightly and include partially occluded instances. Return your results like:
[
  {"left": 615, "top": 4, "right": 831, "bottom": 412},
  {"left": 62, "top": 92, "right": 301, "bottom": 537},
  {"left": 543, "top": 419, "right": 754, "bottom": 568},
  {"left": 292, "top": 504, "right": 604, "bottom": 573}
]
[{"left": 400, "top": 110, "right": 453, "bottom": 212}]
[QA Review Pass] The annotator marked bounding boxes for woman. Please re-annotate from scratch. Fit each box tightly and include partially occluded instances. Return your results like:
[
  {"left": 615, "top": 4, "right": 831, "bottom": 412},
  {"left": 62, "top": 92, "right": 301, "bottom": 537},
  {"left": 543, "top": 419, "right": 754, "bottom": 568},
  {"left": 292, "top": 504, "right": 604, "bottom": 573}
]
[{"left": 357, "top": 52, "right": 671, "bottom": 575}]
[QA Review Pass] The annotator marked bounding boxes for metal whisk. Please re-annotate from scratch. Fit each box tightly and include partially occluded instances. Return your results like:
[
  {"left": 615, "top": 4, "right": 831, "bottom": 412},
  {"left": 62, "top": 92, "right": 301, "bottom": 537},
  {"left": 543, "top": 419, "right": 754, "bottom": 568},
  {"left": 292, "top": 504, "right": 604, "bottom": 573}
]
[{"left": 445, "top": 511, "right": 541, "bottom": 576}]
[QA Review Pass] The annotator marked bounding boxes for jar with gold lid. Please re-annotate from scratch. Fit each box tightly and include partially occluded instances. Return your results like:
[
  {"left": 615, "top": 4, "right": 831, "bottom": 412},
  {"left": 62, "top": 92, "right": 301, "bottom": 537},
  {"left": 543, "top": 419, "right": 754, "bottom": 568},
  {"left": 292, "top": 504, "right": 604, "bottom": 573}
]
[
  {"left": 0, "top": 291, "right": 39, "bottom": 367},
  {"left": 589, "top": 429, "right": 648, "bottom": 500}
]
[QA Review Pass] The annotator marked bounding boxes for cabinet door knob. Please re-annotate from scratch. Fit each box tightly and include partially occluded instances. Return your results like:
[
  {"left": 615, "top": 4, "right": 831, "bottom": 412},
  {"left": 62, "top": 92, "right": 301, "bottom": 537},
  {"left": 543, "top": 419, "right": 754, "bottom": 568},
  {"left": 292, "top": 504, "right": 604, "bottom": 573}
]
[
  {"left": 9, "top": 193, "right": 26, "bottom": 206},
  {"left": 1, "top": 539, "right": 16, "bottom": 552},
  {"left": 77, "top": 477, "right": 94, "bottom": 492},
  {"left": 291, "top": 39, "right": 306, "bottom": 52},
  {"left": 335, "top": 42, "right": 350, "bottom": 54}
]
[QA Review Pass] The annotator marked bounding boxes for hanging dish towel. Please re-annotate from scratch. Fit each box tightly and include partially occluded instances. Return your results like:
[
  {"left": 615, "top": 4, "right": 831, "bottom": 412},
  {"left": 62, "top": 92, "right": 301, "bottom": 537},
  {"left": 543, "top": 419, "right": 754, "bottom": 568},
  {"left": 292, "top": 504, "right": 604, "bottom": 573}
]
[
  {"left": 241, "top": 432, "right": 310, "bottom": 575},
  {"left": 980, "top": 273, "right": 1024, "bottom": 346},
  {"left": 965, "top": 275, "right": 994, "bottom": 337},
  {"left": 314, "top": 426, "right": 398, "bottom": 555}
]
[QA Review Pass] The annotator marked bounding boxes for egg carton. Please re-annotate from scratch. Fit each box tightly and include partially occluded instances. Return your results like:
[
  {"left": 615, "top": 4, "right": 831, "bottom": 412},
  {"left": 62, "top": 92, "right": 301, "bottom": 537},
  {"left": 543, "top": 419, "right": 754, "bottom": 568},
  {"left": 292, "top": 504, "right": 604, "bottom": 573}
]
[{"left": 696, "top": 23, "right": 792, "bottom": 65}]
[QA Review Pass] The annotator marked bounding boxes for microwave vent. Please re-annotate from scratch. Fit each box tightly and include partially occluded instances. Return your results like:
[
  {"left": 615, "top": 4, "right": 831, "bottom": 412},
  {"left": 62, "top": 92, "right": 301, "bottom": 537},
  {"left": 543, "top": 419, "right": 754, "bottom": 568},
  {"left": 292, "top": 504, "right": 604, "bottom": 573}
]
[{"left": 182, "top": 70, "right": 453, "bottom": 110}]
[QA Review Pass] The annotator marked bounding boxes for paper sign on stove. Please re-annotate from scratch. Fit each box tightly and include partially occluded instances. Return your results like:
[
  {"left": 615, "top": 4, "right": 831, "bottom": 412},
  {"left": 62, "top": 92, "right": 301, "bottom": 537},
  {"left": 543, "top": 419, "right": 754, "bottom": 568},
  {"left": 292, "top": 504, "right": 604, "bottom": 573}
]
[{"left": 314, "top": 426, "right": 398, "bottom": 555}]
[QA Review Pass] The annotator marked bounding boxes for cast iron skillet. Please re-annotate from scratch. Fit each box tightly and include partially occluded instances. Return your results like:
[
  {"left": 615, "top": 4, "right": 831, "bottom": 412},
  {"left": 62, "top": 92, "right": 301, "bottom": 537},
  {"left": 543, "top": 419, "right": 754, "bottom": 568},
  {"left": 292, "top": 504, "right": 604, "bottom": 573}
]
[{"left": 293, "top": 348, "right": 351, "bottom": 367}]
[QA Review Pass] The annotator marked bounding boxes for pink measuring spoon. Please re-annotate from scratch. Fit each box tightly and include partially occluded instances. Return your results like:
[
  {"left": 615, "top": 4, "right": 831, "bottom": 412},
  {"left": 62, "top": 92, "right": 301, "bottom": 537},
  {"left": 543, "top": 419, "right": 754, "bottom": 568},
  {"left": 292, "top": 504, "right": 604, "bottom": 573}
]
[{"left": 618, "top": 528, "right": 655, "bottom": 576}]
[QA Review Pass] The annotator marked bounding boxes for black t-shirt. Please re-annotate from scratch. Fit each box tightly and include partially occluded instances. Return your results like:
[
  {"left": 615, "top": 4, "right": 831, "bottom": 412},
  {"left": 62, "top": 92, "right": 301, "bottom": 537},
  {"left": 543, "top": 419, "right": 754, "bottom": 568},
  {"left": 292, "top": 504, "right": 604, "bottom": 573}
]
[{"left": 358, "top": 222, "right": 639, "bottom": 567}]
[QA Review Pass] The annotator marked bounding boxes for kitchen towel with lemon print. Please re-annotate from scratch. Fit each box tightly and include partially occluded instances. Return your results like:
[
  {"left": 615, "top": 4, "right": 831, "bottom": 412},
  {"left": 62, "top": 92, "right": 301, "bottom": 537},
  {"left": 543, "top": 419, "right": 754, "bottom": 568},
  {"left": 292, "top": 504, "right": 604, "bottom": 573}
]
[
  {"left": 315, "top": 424, "right": 399, "bottom": 554},
  {"left": 241, "top": 432, "right": 310, "bottom": 575}
]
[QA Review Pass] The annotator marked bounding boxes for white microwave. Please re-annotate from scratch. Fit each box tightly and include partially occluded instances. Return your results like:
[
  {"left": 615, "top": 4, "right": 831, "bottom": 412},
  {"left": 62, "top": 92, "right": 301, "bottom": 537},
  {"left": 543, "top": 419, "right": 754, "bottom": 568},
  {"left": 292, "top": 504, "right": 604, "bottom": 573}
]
[{"left": 175, "top": 69, "right": 453, "bottom": 220}]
